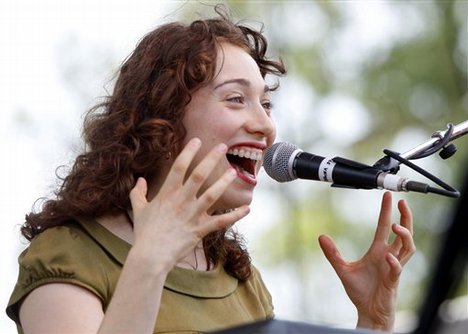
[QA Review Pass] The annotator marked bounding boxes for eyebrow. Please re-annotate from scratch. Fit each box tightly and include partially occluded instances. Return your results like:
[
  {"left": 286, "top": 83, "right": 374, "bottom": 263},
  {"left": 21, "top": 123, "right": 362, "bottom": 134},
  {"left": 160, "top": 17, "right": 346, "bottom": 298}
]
[{"left": 213, "top": 78, "right": 270, "bottom": 93}]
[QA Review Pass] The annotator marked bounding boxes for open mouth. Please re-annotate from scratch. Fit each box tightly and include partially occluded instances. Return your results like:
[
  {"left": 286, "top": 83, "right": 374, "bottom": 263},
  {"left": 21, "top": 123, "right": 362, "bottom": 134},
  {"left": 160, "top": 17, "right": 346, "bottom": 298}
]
[{"left": 226, "top": 147, "right": 262, "bottom": 179}]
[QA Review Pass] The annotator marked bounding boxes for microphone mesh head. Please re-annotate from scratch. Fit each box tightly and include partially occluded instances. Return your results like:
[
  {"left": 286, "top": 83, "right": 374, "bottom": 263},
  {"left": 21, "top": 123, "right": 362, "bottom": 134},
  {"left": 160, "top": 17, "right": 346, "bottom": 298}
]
[{"left": 263, "top": 142, "right": 301, "bottom": 182}]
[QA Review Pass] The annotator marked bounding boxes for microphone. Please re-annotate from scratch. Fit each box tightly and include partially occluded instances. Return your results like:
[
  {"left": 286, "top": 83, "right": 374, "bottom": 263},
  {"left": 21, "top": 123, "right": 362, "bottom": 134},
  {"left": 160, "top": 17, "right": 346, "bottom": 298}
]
[{"left": 263, "top": 142, "right": 431, "bottom": 194}]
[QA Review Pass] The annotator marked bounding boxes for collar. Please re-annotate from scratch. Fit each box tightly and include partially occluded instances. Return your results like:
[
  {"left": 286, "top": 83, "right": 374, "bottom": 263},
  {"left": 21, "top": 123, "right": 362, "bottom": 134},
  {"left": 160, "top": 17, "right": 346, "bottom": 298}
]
[{"left": 77, "top": 219, "right": 238, "bottom": 298}]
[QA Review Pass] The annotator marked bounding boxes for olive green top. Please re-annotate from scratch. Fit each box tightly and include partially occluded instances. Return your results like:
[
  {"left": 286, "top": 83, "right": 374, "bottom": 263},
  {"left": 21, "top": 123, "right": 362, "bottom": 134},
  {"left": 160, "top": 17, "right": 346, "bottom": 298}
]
[{"left": 6, "top": 219, "right": 274, "bottom": 333}]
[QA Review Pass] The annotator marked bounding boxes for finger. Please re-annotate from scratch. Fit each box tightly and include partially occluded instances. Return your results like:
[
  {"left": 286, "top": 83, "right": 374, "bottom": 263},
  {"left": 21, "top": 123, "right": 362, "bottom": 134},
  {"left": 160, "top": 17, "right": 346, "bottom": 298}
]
[
  {"left": 318, "top": 235, "right": 347, "bottom": 275},
  {"left": 390, "top": 232, "right": 403, "bottom": 256},
  {"left": 183, "top": 143, "right": 228, "bottom": 198},
  {"left": 195, "top": 168, "right": 237, "bottom": 214},
  {"left": 389, "top": 200, "right": 413, "bottom": 258},
  {"left": 398, "top": 199, "right": 413, "bottom": 235},
  {"left": 129, "top": 177, "right": 149, "bottom": 213},
  {"left": 160, "top": 138, "right": 202, "bottom": 192},
  {"left": 373, "top": 191, "right": 393, "bottom": 244},
  {"left": 198, "top": 205, "right": 251, "bottom": 236},
  {"left": 391, "top": 224, "right": 416, "bottom": 266},
  {"left": 385, "top": 252, "right": 402, "bottom": 284}
]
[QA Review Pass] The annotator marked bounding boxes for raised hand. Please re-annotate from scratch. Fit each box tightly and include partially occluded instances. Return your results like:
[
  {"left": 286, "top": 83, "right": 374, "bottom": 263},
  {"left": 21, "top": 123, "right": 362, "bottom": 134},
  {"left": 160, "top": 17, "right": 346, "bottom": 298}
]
[
  {"left": 129, "top": 138, "right": 250, "bottom": 272},
  {"left": 318, "top": 191, "right": 415, "bottom": 331}
]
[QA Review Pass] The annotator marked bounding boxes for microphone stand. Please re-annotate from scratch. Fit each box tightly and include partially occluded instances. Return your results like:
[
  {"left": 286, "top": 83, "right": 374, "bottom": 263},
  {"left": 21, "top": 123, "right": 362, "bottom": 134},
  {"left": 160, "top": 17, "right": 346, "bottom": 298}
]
[
  {"left": 400, "top": 120, "right": 468, "bottom": 161},
  {"left": 373, "top": 120, "right": 468, "bottom": 198}
]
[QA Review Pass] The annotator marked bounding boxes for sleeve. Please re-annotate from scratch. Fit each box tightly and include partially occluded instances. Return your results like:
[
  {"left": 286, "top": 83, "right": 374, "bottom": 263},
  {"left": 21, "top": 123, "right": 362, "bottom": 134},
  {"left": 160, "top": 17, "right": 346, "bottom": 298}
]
[{"left": 6, "top": 224, "right": 118, "bottom": 325}]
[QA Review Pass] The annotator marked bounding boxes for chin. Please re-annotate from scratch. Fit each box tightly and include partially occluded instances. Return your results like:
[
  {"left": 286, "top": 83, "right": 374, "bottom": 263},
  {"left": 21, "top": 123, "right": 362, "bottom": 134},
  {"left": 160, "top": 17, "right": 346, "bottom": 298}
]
[{"left": 215, "top": 191, "right": 254, "bottom": 211}]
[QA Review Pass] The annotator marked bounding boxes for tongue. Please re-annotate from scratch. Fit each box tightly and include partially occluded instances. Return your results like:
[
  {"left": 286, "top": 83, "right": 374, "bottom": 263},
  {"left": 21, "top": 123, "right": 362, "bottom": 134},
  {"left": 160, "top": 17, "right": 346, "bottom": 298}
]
[{"left": 231, "top": 163, "right": 255, "bottom": 178}]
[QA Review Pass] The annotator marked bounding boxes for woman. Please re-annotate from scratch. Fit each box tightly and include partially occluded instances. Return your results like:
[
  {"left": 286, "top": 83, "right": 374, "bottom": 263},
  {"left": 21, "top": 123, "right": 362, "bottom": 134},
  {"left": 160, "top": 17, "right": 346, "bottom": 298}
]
[{"left": 7, "top": 6, "right": 415, "bottom": 333}]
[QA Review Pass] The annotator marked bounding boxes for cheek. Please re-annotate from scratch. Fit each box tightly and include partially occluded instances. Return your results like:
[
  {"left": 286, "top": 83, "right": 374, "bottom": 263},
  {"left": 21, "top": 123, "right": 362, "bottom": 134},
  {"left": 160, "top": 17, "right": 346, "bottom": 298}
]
[
  {"left": 183, "top": 109, "right": 230, "bottom": 139},
  {"left": 267, "top": 121, "right": 277, "bottom": 146},
  {"left": 197, "top": 119, "right": 237, "bottom": 145},
  {"left": 182, "top": 121, "right": 230, "bottom": 159}
]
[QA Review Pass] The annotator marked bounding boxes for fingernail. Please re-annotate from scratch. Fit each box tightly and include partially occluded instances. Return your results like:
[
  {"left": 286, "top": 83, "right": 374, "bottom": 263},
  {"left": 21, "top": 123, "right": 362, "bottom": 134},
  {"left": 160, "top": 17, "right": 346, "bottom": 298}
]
[
  {"left": 395, "top": 224, "right": 405, "bottom": 231},
  {"left": 217, "top": 143, "right": 227, "bottom": 153},
  {"left": 191, "top": 137, "right": 201, "bottom": 147}
]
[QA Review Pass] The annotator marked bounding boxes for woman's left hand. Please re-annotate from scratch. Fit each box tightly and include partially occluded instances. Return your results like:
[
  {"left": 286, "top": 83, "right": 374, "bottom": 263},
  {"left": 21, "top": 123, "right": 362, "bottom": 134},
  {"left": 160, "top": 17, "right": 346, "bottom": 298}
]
[{"left": 318, "top": 191, "right": 416, "bottom": 332}]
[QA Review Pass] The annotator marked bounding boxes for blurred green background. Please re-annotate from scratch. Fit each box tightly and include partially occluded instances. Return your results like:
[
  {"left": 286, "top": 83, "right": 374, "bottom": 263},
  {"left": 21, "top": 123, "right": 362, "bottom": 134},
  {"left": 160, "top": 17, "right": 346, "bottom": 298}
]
[{"left": 178, "top": 0, "right": 467, "bottom": 330}]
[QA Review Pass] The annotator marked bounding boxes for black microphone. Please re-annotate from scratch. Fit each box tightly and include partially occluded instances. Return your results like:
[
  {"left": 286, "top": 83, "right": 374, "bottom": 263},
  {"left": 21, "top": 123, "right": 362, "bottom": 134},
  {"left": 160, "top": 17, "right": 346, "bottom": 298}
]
[{"left": 263, "top": 142, "right": 431, "bottom": 194}]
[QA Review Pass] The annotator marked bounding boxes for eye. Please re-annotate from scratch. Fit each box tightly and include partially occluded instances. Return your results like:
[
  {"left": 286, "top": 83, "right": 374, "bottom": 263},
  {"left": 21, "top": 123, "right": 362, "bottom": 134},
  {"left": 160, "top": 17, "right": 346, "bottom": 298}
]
[
  {"left": 227, "top": 95, "right": 245, "bottom": 104},
  {"left": 262, "top": 100, "right": 274, "bottom": 115}
]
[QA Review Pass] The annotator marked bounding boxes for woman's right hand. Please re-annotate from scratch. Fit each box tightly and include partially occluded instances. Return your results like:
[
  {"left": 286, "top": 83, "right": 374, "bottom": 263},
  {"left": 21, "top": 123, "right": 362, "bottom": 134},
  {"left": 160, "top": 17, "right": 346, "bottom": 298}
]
[{"left": 128, "top": 137, "right": 250, "bottom": 272}]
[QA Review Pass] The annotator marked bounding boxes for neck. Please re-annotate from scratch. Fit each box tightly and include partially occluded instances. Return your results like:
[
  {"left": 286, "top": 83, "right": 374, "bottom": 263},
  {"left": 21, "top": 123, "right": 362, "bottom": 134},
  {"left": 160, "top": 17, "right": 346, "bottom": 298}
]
[
  {"left": 176, "top": 242, "right": 210, "bottom": 271},
  {"left": 97, "top": 213, "right": 211, "bottom": 271},
  {"left": 97, "top": 213, "right": 134, "bottom": 244}
]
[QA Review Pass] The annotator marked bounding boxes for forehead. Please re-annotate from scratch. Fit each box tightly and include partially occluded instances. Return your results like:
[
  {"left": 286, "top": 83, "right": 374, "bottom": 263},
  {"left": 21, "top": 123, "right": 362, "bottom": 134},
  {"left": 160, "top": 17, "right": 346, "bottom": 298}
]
[{"left": 212, "top": 42, "right": 266, "bottom": 89}]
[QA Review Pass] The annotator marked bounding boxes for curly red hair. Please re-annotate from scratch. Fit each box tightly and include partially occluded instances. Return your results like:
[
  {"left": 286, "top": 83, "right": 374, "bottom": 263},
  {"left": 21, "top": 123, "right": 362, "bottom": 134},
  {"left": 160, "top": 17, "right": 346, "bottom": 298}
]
[{"left": 22, "top": 6, "right": 286, "bottom": 281}]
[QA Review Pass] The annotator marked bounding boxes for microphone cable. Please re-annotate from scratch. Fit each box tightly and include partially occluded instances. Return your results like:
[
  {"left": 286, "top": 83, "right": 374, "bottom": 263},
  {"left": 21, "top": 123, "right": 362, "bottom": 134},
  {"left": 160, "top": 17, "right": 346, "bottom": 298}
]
[
  {"left": 382, "top": 149, "right": 460, "bottom": 198},
  {"left": 373, "top": 121, "right": 467, "bottom": 198}
]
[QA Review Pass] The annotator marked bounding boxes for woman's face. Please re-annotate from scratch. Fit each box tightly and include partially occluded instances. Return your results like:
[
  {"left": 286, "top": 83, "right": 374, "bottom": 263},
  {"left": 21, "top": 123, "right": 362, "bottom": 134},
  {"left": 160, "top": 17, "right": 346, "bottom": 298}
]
[{"left": 182, "top": 42, "right": 276, "bottom": 211}]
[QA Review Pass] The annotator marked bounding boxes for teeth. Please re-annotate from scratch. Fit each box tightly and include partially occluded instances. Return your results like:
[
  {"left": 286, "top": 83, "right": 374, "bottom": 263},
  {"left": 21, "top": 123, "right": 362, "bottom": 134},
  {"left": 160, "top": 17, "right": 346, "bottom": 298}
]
[{"left": 227, "top": 148, "right": 262, "bottom": 161}]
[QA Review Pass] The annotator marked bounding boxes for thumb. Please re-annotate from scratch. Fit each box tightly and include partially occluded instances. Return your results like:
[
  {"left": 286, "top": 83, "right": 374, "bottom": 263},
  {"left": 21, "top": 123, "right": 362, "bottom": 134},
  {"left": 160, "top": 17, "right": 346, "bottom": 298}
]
[
  {"left": 318, "top": 234, "right": 347, "bottom": 275},
  {"left": 129, "top": 177, "right": 149, "bottom": 213}
]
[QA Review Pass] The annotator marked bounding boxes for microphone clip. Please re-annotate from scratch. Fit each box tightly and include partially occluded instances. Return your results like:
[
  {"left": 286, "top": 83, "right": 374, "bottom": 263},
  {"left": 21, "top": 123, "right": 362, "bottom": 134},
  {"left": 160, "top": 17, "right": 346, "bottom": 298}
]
[{"left": 372, "top": 121, "right": 467, "bottom": 198}]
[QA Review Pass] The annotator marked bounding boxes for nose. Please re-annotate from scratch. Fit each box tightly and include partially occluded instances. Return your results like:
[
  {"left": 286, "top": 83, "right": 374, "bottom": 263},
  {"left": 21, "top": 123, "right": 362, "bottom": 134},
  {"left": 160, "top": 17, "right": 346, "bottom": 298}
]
[{"left": 245, "top": 102, "right": 276, "bottom": 139}]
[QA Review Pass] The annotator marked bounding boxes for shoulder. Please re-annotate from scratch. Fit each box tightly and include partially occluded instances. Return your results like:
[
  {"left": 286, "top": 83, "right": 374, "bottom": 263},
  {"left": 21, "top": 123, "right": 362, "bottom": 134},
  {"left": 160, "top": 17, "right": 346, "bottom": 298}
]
[
  {"left": 242, "top": 265, "right": 274, "bottom": 318},
  {"left": 248, "top": 265, "right": 271, "bottom": 299},
  {"left": 19, "top": 222, "right": 113, "bottom": 282},
  {"left": 25, "top": 222, "right": 98, "bottom": 259}
]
